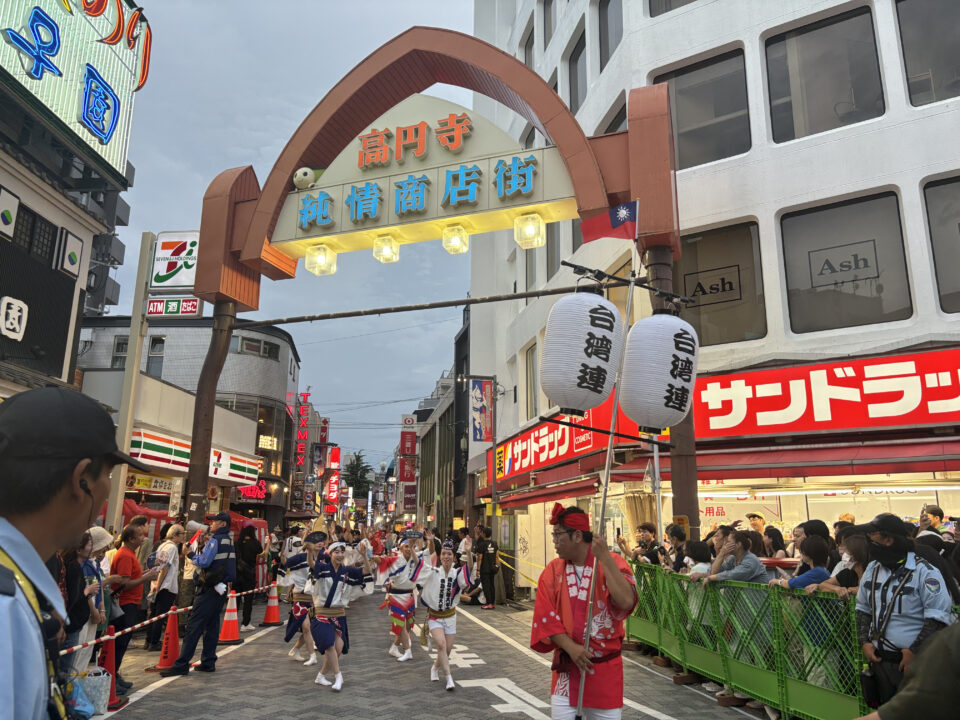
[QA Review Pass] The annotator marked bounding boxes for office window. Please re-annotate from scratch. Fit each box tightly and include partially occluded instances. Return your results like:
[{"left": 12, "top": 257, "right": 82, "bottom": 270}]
[
  {"left": 111, "top": 336, "right": 127, "bottom": 369},
  {"left": 544, "top": 0, "right": 556, "bottom": 47},
  {"left": 262, "top": 341, "right": 280, "bottom": 360},
  {"left": 546, "top": 223, "right": 560, "bottom": 280},
  {"left": 571, "top": 220, "right": 583, "bottom": 253},
  {"left": 240, "top": 337, "right": 261, "bottom": 355},
  {"left": 229, "top": 336, "right": 239, "bottom": 353},
  {"left": 674, "top": 223, "right": 766, "bottom": 346},
  {"left": 599, "top": 0, "right": 623, "bottom": 71},
  {"left": 650, "top": 0, "right": 697, "bottom": 17},
  {"left": 655, "top": 50, "right": 750, "bottom": 169},
  {"left": 604, "top": 104, "right": 627, "bottom": 134},
  {"left": 568, "top": 30, "right": 587, "bottom": 114},
  {"left": 781, "top": 193, "right": 912, "bottom": 333},
  {"left": 523, "top": 26, "right": 535, "bottom": 68},
  {"left": 146, "top": 336, "right": 165, "bottom": 378},
  {"left": 525, "top": 344, "right": 539, "bottom": 419},
  {"left": 923, "top": 177, "right": 960, "bottom": 312},
  {"left": 896, "top": 0, "right": 960, "bottom": 106},
  {"left": 766, "top": 9, "right": 884, "bottom": 143}
]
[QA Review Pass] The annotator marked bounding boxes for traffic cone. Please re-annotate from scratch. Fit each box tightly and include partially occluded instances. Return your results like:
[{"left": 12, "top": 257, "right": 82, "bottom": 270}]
[
  {"left": 97, "top": 625, "right": 128, "bottom": 711},
  {"left": 218, "top": 591, "right": 244, "bottom": 645},
  {"left": 260, "top": 582, "right": 283, "bottom": 626},
  {"left": 146, "top": 607, "right": 181, "bottom": 672}
]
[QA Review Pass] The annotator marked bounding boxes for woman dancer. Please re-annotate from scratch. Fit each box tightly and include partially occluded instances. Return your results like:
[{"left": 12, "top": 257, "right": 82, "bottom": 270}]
[
  {"left": 408, "top": 540, "right": 475, "bottom": 690},
  {"left": 311, "top": 540, "right": 374, "bottom": 691},
  {"left": 375, "top": 531, "right": 426, "bottom": 661},
  {"left": 277, "top": 531, "right": 324, "bottom": 665}
]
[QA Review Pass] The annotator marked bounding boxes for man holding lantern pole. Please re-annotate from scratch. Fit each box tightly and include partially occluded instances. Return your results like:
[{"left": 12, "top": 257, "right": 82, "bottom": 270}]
[{"left": 531, "top": 503, "right": 638, "bottom": 719}]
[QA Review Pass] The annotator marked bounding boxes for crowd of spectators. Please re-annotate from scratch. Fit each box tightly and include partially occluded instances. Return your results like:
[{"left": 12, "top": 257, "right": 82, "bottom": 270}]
[{"left": 616, "top": 505, "right": 960, "bottom": 720}]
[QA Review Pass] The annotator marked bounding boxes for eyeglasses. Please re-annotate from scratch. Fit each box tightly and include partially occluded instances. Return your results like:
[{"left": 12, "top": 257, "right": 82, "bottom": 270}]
[{"left": 551, "top": 530, "right": 572, "bottom": 539}]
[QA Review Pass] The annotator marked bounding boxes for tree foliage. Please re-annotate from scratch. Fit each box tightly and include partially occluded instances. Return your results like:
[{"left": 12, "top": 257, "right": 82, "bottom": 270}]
[{"left": 341, "top": 450, "right": 373, "bottom": 497}]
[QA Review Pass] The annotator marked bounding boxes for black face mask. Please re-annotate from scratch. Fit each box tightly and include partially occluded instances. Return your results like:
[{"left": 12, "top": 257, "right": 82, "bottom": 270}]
[{"left": 870, "top": 537, "right": 909, "bottom": 569}]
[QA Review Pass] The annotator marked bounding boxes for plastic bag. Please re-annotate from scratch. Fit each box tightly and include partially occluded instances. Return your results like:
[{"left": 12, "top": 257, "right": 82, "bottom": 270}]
[
  {"left": 64, "top": 674, "right": 95, "bottom": 719},
  {"left": 80, "top": 667, "right": 111, "bottom": 716}
]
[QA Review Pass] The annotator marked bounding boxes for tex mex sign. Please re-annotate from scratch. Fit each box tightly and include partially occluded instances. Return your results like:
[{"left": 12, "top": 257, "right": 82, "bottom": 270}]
[
  {"left": 270, "top": 94, "right": 577, "bottom": 258},
  {"left": 1, "top": 1, "right": 152, "bottom": 180}
]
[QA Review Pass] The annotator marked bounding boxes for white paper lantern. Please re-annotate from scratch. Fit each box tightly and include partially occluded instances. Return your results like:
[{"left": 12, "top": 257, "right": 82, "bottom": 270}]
[
  {"left": 540, "top": 291, "right": 623, "bottom": 415},
  {"left": 620, "top": 312, "right": 699, "bottom": 431}
]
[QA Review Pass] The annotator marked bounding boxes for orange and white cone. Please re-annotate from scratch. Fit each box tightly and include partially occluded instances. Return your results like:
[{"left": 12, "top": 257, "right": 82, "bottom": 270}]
[
  {"left": 218, "top": 591, "right": 244, "bottom": 645},
  {"left": 260, "top": 582, "right": 283, "bottom": 626},
  {"left": 146, "top": 607, "right": 181, "bottom": 672}
]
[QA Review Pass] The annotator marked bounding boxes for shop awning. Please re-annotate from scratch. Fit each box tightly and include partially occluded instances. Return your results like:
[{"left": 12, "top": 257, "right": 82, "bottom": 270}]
[
  {"left": 612, "top": 438, "right": 960, "bottom": 480},
  {"left": 499, "top": 477, "right": 599, "bottom": 509}
]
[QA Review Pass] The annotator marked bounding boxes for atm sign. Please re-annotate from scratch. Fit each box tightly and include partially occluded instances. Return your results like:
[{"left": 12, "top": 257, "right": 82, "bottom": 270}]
[{"left": 147, "top": 297, "right": 202, "bottom": 317}]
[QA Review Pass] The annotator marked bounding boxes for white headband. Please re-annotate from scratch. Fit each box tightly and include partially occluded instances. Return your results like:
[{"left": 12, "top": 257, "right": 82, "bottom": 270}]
[{"left": 327, "top": 541, "right": 346, "bottom": 552}]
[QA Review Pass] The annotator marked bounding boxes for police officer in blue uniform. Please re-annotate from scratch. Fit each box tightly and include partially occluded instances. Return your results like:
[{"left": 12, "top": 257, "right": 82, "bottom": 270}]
[
  {"left": 855, "top": 513, "right": 954, "bottom": 706},
  {"left": 0, "top": 388, "right": 151, "bottom": 719},
  {"left": 162, "top": 511, "right": 236, "bottom": 675}
]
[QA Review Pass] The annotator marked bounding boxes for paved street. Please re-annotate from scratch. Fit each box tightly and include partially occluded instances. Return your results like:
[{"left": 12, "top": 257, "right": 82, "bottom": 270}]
[{"left": 111, "top": 594, "right": 748, "bottom": 720}]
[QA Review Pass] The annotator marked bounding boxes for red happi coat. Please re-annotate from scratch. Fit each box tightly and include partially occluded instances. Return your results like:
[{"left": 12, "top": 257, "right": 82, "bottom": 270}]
[{"left": 530, "top": 551, "right": 638, "bottom": 709}]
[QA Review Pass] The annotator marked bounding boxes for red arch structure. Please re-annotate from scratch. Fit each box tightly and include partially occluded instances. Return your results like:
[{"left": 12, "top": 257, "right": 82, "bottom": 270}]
[{"left": 194, "top": 26, "right": 676, "bottom": 313}]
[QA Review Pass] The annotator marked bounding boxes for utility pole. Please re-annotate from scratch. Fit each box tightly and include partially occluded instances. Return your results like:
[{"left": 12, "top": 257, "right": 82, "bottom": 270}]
[
  {"left": 106, "top": 231, "right": 154, "bottom": 532},
  {"left": 643, "top": 246, "right": 700, "bottom": 540},
  {"left": 185, "top": 299, "right": 236, "bottom": 524}
]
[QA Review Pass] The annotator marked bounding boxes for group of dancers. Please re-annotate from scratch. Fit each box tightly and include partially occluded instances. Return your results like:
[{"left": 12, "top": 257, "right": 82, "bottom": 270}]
[{"left": 275, "top": 522, "right": 476, "bottom": 692}]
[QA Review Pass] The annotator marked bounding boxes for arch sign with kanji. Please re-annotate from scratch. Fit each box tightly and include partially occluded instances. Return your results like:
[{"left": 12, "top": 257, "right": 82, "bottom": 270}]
[
  {"left": 192, "top": 26, "right": 679, "bottom": 313},
  {"left": 270, "top": 94, "right": 579, "bottom": 274}
]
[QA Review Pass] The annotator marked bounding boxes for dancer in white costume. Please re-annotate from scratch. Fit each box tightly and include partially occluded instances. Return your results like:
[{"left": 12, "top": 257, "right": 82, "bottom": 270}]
[
  {"left": 276, "top": 531, "right": 324, "bottom": 665},
  {"left": 408, "top": 540, "right": 476, "bottom": 690},
  {"left": 374, "top": 531, "right": 426, "bottom": 662},
  {"left": 310, "top": 541, "right": 374, "bottom": 691}
]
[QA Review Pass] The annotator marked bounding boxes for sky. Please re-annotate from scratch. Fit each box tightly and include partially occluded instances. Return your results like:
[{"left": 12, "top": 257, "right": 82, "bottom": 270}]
[{"left": 114, "top": 1, "right": 476, "bottom": 467}]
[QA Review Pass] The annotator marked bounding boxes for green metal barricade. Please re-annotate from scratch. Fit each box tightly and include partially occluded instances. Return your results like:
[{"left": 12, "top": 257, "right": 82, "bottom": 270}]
[{"left": 627, "top": 565, "right": 871, "bottom": 720}]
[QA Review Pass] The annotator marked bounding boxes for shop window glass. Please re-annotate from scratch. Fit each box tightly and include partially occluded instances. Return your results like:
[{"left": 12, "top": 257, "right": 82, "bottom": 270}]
[
  {"left": 544, "top": 0, "right": 556, "bottom": 47},
  {"left": 525, "top": 344, "right": 539, "bottom": 419},
  {"left": 546, "top": 223, "right": 560, "bottom": 280},
  {"left": 571, "top": 220, "right": 583, "bottom": 253},
  {"left": 232, "top": 398, "right": 259, "bottom": 422},
  {"left": 241, "top": 337, "right": 261, "bottom": 355},
  {"left": 31, "top": 217, "right": 56, "bottom": 263},
  {"left": 655, "top": 50, "right": 750, "bottom": 169},
  {"left": 766, "top": 9, "right": 884, "bottom": 143},
  {"left": 923, "top": 177, "right": 960, "bottom": 313},
  {"left": 111, "top": 336, "right": 127, "bottom": 370},
  {"left": 895, "top": 0, "right": 960, "bottom": 106},
  {"left": 229, "top": 336, "right": 239, "bottom": 353},
  {"left": 781, "top": 192, "right": 912, "bottom": 333},
  {"left": 604, "top": 104, "right": 627, "bottom": 134},
  {"left": 146, "top": 336, "right": 164, "bottom": 378},
  {"left": 11, "top": 206, "right": 34, "bottom": 252},
  {"left": 599, "top": 0, "right": 623, "bottom": 71},
  {"left": 650, "top": 0, "right": 697, "bottom": 17},
  {"left": 568, "top": 30, "right": 587, "bottom": 114},
  {"left": 673, "top": 222, "right": 766, "bottom": 346},
  {"left": 523, "top": 26, "right": 535, "bottom": 68}
]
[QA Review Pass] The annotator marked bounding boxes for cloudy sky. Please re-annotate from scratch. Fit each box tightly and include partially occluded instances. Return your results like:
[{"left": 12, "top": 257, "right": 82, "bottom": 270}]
[{"left": 115, "top": 2, "right": 476, "bottom": 466}]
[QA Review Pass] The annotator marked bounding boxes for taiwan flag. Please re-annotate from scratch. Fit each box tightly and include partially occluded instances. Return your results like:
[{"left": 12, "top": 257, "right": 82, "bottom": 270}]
[{"left": 580, "top": 202, "right": 637, "bottom": 244}]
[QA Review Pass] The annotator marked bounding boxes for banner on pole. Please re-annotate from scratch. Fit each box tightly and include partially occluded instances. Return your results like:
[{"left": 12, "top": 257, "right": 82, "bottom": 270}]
[{"left": 470, "top": 379, "right": 493, "bottom": 442}]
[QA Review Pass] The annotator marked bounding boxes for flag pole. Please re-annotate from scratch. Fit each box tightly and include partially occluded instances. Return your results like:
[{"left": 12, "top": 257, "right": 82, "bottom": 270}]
[{"left": 574, "top": 202, "right": 640, "bottom": 719}]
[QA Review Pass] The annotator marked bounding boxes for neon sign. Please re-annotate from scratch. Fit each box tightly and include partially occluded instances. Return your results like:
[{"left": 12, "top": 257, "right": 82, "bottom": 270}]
[
  {"left": 296, "top": 392, "right": 310, "bottom": 469},
  {"left": 0, "top": 2, "right": 153, "bottom": 177}
]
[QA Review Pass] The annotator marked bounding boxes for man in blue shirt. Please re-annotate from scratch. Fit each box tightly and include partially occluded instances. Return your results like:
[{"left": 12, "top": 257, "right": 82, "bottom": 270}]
[
  {"left": 162, "top": 511, "right": 236, "bottom": 676},
  {"left": 0, "top": 388, "right": 151, "bottom": 719},
  {"left": 855, "top": 513, "right": 953, "bottom": 706}
]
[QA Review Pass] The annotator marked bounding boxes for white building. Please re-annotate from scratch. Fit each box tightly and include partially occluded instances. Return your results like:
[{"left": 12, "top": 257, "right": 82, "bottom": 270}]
[{"left": 470, "top": 0, "right": 960, "bottom": 561}]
